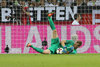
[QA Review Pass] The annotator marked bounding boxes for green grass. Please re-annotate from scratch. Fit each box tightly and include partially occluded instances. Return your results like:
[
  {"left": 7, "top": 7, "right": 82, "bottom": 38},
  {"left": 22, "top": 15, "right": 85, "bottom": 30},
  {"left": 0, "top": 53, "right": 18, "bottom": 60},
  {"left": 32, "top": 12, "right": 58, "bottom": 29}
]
[{"left": 0, "top": 54, "right": 100, "bottom": 67}]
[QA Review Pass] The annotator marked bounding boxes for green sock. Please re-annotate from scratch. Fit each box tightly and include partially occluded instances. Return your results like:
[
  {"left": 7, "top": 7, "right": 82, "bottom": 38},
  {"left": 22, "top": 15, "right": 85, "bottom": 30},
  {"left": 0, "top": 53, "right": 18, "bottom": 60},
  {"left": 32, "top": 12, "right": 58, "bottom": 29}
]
[
  {"left": 31, "top": 45, "right": 44, "bottom": 53},
  {"left": 48, "top": 17, "right": 56, "bottom": 30}
]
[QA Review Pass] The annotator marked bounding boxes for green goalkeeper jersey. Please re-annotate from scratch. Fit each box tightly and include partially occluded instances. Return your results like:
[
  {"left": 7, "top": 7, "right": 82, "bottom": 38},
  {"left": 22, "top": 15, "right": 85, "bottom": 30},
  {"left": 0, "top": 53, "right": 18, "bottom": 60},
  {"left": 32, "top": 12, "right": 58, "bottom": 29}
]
[
  {"left": 65, "top": 40, "right": 77, "bottom": 54},
  {"left": 48, "top": 38, "right": 77, "bottom": 54}
]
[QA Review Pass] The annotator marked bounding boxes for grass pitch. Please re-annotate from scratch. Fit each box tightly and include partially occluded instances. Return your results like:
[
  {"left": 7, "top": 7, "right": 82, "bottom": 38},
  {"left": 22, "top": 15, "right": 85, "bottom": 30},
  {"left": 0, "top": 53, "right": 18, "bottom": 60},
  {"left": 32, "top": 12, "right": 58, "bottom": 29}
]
[{"left": 0, "top": 54, "right": 100, "bottom": 67}]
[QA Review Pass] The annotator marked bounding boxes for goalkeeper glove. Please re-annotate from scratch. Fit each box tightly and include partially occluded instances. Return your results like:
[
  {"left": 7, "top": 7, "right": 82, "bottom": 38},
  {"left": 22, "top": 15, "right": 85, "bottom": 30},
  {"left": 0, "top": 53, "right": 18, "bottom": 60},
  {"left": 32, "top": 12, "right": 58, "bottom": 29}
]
[
  {"left": 67, "top": 46, "right": 74, "bottom": 53},
  {"left": 62, "top": 46, "right": 67, "bottom": 53}
]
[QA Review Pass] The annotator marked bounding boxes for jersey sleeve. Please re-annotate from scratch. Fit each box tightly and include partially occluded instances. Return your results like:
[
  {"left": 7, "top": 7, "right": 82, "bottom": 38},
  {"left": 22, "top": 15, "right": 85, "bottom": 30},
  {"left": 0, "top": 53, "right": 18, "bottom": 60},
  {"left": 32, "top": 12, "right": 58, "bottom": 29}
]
[{"left": 66, "top": 40, "right": 74, "bottom": 45}]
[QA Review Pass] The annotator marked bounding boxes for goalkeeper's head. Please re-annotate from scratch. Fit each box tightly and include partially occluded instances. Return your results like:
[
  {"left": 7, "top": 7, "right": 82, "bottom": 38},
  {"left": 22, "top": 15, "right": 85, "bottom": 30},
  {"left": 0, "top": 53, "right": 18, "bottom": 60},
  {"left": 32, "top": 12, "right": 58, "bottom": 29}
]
[{"left": 73, "top": 40, "right": 82, "bottom": 49}]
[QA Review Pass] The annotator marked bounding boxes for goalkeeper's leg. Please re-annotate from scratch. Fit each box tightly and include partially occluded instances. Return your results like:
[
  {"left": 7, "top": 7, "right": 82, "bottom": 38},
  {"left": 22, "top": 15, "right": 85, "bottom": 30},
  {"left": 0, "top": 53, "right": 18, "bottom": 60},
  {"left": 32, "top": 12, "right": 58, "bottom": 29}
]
[
  {"left": 48, "top": 18, "right": 56, "bottom": 30},
  {"left": 48, "top": 12, "right": 56, "bottom": 30},
  {"left": 26, "top": 43, "right": 50, "bottom": 54},
  {"left": 48, "top": 12, "right": 58, "bottom": 39}
]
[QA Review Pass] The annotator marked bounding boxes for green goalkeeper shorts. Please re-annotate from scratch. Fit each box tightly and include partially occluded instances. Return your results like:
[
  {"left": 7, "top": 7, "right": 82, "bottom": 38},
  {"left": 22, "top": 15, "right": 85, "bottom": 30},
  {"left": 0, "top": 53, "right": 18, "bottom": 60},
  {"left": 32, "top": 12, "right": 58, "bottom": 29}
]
[{"left": 48, "top": 37, "right": 62, "bottom": 54}]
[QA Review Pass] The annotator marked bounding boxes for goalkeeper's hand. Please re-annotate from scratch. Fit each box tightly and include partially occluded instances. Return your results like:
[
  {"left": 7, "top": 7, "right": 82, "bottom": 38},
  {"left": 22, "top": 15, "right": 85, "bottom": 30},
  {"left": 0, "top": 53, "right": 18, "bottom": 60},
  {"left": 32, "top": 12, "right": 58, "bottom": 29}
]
[
  {"left": 67, "top": 46, "right": 74, "bottom": 53},
  {"left": 62, "top": 46, "right": 67, "bottom": 53},
  {"left": 62, "top": 46, "right": 74, "bottom": 54}
]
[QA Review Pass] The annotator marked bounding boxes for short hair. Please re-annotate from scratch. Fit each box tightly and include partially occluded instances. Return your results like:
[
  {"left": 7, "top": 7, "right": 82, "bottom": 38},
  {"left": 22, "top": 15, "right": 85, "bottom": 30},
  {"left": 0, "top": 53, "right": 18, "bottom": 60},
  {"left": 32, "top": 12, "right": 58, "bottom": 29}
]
[
  {"left": 74, "top": 13, "right": 80, "bottom": 20},
  {"left": 76, "top": 40, "right": 82, "bottom": 46}
]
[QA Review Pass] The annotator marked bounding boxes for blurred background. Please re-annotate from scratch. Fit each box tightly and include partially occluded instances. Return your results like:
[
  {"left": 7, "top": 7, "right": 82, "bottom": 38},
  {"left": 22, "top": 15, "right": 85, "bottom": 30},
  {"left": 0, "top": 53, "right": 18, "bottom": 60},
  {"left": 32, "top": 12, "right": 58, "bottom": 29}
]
[
  {"left": 0, "top": 0, "right": 100, "bottom": 25},
  {"left": 0, "top": 0, "right": 100, "bottom": 54}
]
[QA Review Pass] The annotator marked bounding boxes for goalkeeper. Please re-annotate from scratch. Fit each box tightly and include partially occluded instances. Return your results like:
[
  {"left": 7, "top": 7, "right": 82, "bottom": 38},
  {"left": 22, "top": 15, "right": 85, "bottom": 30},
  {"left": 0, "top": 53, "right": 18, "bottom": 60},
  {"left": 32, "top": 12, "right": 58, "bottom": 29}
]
[{"left": 26, "top": 12, "right": 82, "bottom": 54}]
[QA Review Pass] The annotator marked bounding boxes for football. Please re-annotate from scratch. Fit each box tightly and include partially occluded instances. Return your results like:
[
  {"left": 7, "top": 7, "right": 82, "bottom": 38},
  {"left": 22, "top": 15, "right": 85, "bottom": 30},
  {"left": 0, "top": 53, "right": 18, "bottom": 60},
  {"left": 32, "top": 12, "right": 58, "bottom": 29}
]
[{"left": 56, "top": 48, "right": 63, "bottom": 54}]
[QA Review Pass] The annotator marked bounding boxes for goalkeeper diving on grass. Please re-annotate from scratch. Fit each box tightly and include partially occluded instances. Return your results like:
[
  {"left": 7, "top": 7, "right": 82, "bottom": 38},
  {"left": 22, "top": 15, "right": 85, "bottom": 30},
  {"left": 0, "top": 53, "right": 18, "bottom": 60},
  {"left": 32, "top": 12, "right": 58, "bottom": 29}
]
[{"left": 26, "top": 12, "right": 82, "bottom": 54}]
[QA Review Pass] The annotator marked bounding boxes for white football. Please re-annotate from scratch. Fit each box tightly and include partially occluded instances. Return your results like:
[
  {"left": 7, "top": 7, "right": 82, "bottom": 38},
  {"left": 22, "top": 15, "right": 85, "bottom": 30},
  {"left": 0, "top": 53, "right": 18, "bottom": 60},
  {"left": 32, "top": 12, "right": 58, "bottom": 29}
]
[{"left": 56, "top": 48, "right": 63, "bottom": 54}]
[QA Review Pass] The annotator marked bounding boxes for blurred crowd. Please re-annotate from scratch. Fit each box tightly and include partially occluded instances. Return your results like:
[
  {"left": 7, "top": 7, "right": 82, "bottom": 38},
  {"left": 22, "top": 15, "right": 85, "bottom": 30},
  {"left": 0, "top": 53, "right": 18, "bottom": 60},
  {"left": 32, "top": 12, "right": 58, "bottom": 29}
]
[
  {"left": 0, "top": 0, "right": 100, "bottom": 7},
  {"left": 0, "top": 0, "right": 100, "bottom": 25}
]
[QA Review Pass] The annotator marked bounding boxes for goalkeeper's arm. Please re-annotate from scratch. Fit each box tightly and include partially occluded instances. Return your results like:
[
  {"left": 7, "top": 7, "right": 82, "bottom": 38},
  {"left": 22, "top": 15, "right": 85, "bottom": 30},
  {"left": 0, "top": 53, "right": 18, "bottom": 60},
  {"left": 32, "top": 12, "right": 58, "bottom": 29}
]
[
  {"left": 61, "top": 40, "right": 68, "bottom": 54},
  {"left": 61, "top": 40, "right": 66, "bottom": 47},
  {"left": 66, "top": 46, "right": 74, "bottom": 54},
  {"left": 62, "top": 46, "right": 74, "bottom": 54}
]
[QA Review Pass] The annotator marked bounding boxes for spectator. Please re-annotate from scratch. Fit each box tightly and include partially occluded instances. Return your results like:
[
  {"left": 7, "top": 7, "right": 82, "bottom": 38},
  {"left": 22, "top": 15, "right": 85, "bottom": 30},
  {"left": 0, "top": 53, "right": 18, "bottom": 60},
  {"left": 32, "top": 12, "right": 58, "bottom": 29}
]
[
  {"left": 55, "top": 0, "right": 69, "bottom": 6},
  {"left": 45, "top": 0, "right": 58, "bottom": 6},
  {"left": 28, "top": 0, "right": 34, "bottom": 7},
  {"left": 32, "top": 0, "right": 39, "bottom": 6},
  {"left": 85, "top": 0, "right": 90, "bottom": 3},
  {"left": 72, "top": 13, "right": 81, "bottom": 25},
  {"left": 20, "top": 0, "right": 32, "bottom": 25},
  {"left": 71, "top": 0, "right": 84, "bottom": 6},
  {"left": 9, "top": 0, "right": 22, "bottom": 25},
  {"left": 0, "top": 0, "right": 7, "bottom": 23},
  {"left": 32, "top": 0, "right": 44, "bottom": 7},
  {"left": 45, "top": 0, "right": 53, "bottom": 6},
  {"left": 1, "top": 0, "right": 7, "bottom": 7},
  {"left": 95, "top": 0, "right": 100, "bottom": 6},
  {"left": 14, "top": 0, "right": 20, "bottom": 6},
  {"left": 61, "top": 0, "right": 74, "bottom": 7},
  {"left": 24, "top": 0, "right": 29, "bottom": 7},
  {"left": 25, "top": 0, "right": 33, "bottom": 7},
  {"left": 76, "top": 0, "right": 83, "bottom": 6},
  {"left": 1, "top": 0, "right": 22, "bottom": 24},
  {"left": 31, "top": 1, "right": 35, "bottom": 6},
  {"left": 57, "top": 0, "right": 60, "bottom": 6},
  {"left": 7, "top": 0, "right": 15, "bottom": 7},
  {"left": 7, "top": 0, "right": 20, "bottom": 7},
  {"left": 40, "top": 0, "right": 44, "bottom": 6},
  {"left": 81, "top": 0, "right": 87, "bottom": 6},
  {"left": 52, "top": 0, "right": 59, "bottom": 6},
  {"left": 71, "top": 0, "right": 77, "bottom": 6},
  {"left": 87, "top": 0, "right": 96, "bottom": 6},
  {"left": 7, "top": 0, "right": 20, "bottom": 6}
]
